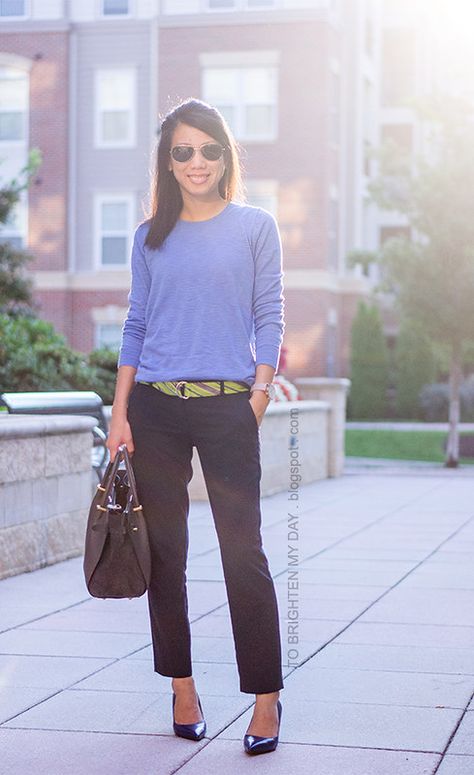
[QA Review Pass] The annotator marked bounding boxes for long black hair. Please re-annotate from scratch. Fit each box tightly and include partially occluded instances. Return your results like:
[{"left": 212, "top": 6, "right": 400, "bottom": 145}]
[{"left": 144, "top": 98, "right": 244, "bottom": 250}]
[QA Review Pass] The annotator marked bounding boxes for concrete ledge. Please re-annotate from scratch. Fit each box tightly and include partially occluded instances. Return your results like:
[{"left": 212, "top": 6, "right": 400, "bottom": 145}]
[{"left": 295, "top": 378, "right": 351, "bottom": 477}]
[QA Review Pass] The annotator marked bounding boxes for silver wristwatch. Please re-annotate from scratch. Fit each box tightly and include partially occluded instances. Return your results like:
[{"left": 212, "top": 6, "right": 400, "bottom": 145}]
[{"left": 250, "top": 382, "right": 276, "bottom": 400}]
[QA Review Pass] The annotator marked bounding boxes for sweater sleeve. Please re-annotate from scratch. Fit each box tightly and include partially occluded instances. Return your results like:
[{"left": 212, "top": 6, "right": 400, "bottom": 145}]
[
  {"left": 117, "top": 224, "right": 150, "bottom": 369},
  {"left": 252, "top": 209, "right": 285, "bottom": 370}
]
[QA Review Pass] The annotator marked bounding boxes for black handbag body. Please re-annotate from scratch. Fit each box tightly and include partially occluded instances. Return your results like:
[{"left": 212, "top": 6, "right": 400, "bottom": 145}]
[{"left": 83, "top": 444, "right": 151, "bottom": 599}]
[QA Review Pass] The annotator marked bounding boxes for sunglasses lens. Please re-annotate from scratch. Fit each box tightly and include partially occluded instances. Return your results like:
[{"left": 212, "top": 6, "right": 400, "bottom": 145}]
[
  {"left": 201, "top": 143, "right": 224, "bottom": 161},
  {"left": 171, "top": 146, "right": 194, "bottom": 162}
]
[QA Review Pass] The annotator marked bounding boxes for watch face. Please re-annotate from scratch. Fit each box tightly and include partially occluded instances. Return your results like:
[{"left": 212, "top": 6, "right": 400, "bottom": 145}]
[{"left": 267, "top": 383, "right": 276, "bottom": 400}]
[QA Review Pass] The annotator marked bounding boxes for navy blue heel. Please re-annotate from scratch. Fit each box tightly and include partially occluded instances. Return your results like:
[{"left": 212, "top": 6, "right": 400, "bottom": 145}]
[
  {"left": 172, "top": 692, "right": 206, "bottom": 741},
  {"left": 244, "top": 700, "right": 282, "bottom": 755}
]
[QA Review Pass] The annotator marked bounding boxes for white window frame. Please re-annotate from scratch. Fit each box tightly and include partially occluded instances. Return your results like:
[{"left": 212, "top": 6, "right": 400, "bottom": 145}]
[
  {"left": 98, "top": 0, "right": 132, "bottom": 18},
  {"left": 94, "top": 193, "right": 135, "bottom": 271},
  {"left": 94, "top": 68, "right": 136, "bottom": 149},
  {"left": 0, "top": 0, "right": 29, "bottom": 19},
  {"left": 201, "top": 59, "right": 278, "bottom": 143}
]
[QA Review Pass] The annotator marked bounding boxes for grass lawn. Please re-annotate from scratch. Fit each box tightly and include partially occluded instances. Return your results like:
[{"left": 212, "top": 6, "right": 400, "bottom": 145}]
[{"left": 345, "top": 429, "right": 474, "bottom": 464}]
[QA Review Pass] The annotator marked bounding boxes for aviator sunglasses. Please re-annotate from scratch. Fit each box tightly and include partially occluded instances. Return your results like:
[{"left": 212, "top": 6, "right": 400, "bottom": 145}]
[{"left": 170, "top": 142, "right": 227, "bottom": 163}]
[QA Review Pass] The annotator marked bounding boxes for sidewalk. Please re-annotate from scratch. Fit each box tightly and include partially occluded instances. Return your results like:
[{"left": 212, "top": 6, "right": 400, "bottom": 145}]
[{"left": 1, "top": 469, "right": 474, "bottom": 774}]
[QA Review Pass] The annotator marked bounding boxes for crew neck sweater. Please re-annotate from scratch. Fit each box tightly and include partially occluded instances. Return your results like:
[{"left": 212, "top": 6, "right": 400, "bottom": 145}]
[{"left": 117, "top": 201, "right": 285, "bottom": 386}]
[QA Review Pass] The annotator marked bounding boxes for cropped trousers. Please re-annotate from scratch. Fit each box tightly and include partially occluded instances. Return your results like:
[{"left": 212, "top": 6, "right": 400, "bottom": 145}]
[{"left": 126, "top": 381, "right": 284, "bottom": 695}]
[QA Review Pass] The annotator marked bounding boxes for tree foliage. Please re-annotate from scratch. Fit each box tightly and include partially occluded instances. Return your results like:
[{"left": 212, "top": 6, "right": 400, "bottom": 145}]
[{"left": 0, "top": 150, "right": 41, "bottom": 314}]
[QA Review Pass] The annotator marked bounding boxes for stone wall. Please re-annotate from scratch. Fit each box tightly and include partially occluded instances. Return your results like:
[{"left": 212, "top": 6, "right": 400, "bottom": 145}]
[{"left": 0, "top": 414, "right": 96, "bottom": 580}]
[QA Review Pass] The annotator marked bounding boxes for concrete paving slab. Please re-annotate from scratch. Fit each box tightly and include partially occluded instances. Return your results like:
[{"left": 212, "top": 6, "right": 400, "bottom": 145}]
[
  {"left": 0, "top": 688, "right": 60, "bottom": 724},
  {"left": 284, "top": 666, "right": 474, "bottom": 708},
  {"left": 445, "top": 710, "right": 474, "bottom": 754},
  {"left": 273, "top": 580, "right": 389, "bottom": 601},
  {"left": 309, "top": 643, "right": 474, "bottom": 675},
  {"left": 0, "top": 629, "right": 151, "bottom": 659},
  {"left": 0, "top": 728, "right": 207, "bottom": 775},
  {"left": 290, "top": 565, "right": 414, "bottom": 586},
  {"left": 0, "top": 654, "right": 114, "bottom": 689},
  {"left": 2, "top": 688, "right": 248, "bottom": 738},
  {"left": 217, "top": 696, "right": 461, "bottom": 751},
  {"left": 21, "top": 608, "right": 151, "bottom": 634},
  {"left": 174, "top": 739, "right": 440, "bottom": 775},
  {"left": 400, "top": 564, "right": 474, "bottom": 590},
  {"left": 436, "top": 754, "right": 474, "bottom": 773},
  {"left": 357, "top": 588, "right": 474, "bottom": 627},
  {"left": 334, "top": 621, "right": 474, "bottom": 649}
]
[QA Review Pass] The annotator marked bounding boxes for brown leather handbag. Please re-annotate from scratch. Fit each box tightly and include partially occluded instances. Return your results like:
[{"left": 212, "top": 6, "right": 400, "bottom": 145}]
[{"left": 83, "top": 444, "right": 151, "bottom": 599}]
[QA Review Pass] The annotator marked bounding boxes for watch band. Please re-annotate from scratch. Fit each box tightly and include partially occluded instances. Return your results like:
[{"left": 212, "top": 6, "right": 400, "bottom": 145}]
[{"left": 250, "top": 382, "right": 276, "bottom": 400}]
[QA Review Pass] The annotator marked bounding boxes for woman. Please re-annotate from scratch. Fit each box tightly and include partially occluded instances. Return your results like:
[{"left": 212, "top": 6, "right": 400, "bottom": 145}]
[{"left": 107, "top": 98, "right": 285, "bottom": 756}]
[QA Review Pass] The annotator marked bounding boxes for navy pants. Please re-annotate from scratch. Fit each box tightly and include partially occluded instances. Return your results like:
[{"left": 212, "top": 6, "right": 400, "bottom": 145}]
[{"left": 127, "top": 381, "right": 284, "bottom": 695}]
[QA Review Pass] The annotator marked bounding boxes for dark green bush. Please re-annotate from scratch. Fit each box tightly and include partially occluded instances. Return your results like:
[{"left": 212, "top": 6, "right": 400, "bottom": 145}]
[
  {"left": 348, "top": 301, "right": 390, "bottom": 419},
  {"left": 0, "top": 313, "right": 117, "bottom": 403}
]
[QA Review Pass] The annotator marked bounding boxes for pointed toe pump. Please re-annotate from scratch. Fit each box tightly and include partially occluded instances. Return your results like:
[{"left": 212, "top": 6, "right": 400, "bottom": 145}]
[
  {"left": 172, "top": 693, "right": 206, "bottom": 741},
  {"left": 243, "top": 700, "right": 282, "bottom": 755}
]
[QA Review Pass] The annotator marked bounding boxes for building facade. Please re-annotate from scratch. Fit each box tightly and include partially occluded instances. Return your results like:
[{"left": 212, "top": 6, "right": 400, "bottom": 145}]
[{"left": 0, "top": 0, "right": 380, "bottom": 381}]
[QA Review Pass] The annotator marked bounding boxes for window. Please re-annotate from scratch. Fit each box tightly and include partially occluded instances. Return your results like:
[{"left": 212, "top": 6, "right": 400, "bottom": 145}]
[
  {"left": 203, "top": 66, "right": 277, "bottom": 141},
  {"left": 0, "top": 0, "right": 26, "bottom": 16},
  {"left": 245, "top": 179, "right": 278, "bottom": 217},
  {"left": 95, "top": 195, "right": 134, "bottom": 268},
  {"left": 95, "top": 323, "right": 123, "bottom": 350},
  {"left": 0, "top": 67, "right": 28, "bottom": 142},
  {"left": 0, "top": 198, "right": 26, "bottom": 249},
  {"left": 95, "top": 69, "right": 136, "bottom": 148},
  {"left": 102, "top": 0, "right": 129, "bottom": 14}
]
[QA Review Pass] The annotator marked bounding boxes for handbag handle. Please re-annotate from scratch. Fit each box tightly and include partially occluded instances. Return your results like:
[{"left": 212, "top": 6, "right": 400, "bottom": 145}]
[
  {"left": 117, "top": 443, "right": 143, "bottom": 512},
  {"left": 95, "top": 448, "right": 125, "bottom": 513}
]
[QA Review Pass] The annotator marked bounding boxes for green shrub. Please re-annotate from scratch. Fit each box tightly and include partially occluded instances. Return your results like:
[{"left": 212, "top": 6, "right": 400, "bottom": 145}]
[
  {"left": 349, "top": 301, "right": 390, "bottom": 419},
  {"left": 0, "top": 313, "right": 89, "bottom": 391},
  {"left": 87, "top": 347, "right": 118, "bottom": 405},
  {"left": 0, "top": 314, "right": 117, "bottom": 403}
]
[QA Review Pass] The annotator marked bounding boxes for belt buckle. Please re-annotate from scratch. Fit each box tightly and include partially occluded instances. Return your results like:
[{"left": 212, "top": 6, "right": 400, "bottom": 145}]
[{"left": 174, "top": 380, "right": 190, "bottom": 399}]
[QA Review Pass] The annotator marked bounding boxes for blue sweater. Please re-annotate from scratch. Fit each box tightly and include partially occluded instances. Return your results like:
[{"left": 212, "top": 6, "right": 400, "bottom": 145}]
[{"left": 117, "top": 202, "right": 285, "bottom": 386}]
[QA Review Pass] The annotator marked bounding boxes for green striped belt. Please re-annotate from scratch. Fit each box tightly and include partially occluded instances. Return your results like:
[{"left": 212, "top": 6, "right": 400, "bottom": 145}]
[{"left": 138, "top": 379, "right": 250, "bottom": 399}]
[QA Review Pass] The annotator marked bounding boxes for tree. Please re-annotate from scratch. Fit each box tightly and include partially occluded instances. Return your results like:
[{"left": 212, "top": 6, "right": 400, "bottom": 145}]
[
  {"left": 394, "top": 319, "right": 436, "bottom": 419},
  {"left": 367, "top": 96, "right": 474, "bottom": 466},
  {"left": 0, "top": 149, "right": 41, "bottom": 314},
  {"left": 349, "top": 301, "right": 390, "bottom": 419}
]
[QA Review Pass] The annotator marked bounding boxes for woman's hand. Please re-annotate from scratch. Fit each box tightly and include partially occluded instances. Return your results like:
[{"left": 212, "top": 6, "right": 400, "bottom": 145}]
[
  {"left": 106, "top": 411, "right": 135, "bottom": 462},
  {"left": 249, "top": 390, "right": 271, "bottom": 427}
]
